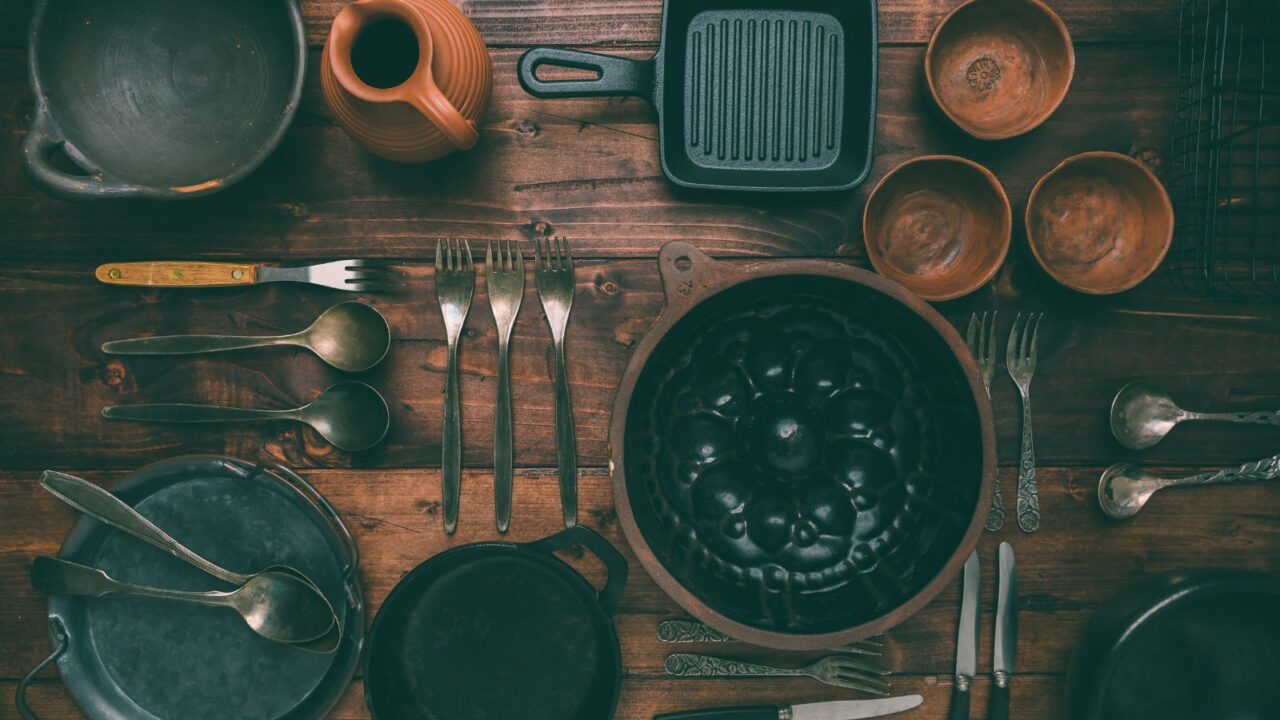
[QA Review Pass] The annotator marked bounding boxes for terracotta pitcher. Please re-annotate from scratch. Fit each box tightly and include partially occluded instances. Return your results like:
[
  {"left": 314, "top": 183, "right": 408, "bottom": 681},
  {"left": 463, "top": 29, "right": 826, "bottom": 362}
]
[{"left": 322, "top": 0, "right": 491, "bottom": 163}]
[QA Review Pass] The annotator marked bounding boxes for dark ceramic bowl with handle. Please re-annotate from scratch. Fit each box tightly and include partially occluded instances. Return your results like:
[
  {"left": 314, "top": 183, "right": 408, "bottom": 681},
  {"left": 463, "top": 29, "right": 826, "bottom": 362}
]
[{"left": 23, "top": 0, "right": 306, "bottom": 200}]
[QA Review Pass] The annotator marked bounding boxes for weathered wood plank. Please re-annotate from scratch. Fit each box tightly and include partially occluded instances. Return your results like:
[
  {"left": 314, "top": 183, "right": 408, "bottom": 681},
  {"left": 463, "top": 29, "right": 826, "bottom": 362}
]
[
  {"left": 0, "top": 0, "right": 1181, "bottom": 51},
  {"left": 1, "top": 44, "right": 1175, "bottom": 260},
  {"left": 4, "top": 466, "right": 1280, "bottom": 683},
  {"left": 0, "top": 261, "right": 1277, "bottom": 470}
]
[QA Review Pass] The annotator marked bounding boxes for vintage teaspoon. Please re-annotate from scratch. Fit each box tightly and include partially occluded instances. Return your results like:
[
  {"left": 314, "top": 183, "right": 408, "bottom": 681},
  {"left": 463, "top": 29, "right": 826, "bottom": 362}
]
[
  {"left": 102, "top": 301, "right": 391, "bottom": 373},
  {"left": 1098, "top": 453, "right": 1280, "bottom": 519},
  {"left": 102, "top": 381, "right": 390, "bottom": 452},
  {"left": 1110, "top": 382, "right": 1280, "bottom": 450}
]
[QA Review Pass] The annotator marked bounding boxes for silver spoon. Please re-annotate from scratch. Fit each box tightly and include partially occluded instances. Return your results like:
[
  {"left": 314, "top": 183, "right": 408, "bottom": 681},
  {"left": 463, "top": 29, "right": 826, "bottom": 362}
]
[
  {"left": 40, "top": 471, "right": 338, "bottom": 647},
  {"left": 1098, "top": 453, "right": 1280, "bottom": 519},
  {"left": 32, "top": 556, "right": 334, "bottom": 646},
  {"left": 102, "top": 381, "right": 390, "bottom": 452},
  {"left": 1110, "top": 381, "right": 1280, "bottom": 450},
  {"left": 102, "top": 301, "right": 391, "bottom": 373}
]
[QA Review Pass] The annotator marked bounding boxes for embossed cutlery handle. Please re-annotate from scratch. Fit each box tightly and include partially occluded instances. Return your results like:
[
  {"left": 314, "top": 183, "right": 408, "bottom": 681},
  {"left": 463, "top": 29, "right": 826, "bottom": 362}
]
[
  {"left": 657, "top": 620, "right": 734, "bottom": 643},
  {"left": 1188, "top": 409, "right": 1280, "bottom": 426},
  {"left": 1016, "top": 392, "right": 1040, "bottom": 532},
  {"left": 664, "top": 654, "right": 799, "bottom": 678},
  {"left": 1175, "top": 453, "right": 1280, "bottom": 488}
]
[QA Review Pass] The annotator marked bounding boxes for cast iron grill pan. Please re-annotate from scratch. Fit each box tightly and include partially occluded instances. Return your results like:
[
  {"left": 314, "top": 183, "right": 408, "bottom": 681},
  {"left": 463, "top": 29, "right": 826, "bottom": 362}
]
[{"left": 517, "top": 0, "right": 876, "bottom": 191}]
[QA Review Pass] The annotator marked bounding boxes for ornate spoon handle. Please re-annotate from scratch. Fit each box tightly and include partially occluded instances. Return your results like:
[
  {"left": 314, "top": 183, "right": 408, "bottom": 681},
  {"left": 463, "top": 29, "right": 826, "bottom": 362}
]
[
  {"left": 1187, "top": 409, "right": 1280, "bottom": 427},
  {"left": 1167, "top": 453, "right": 1280, "bottom": 489},
  {"left": 657, "top": 620, "right": 734, "bottom": 643},
  {"left": 665, "top": 654, "right": 799, "bottom": 678}
]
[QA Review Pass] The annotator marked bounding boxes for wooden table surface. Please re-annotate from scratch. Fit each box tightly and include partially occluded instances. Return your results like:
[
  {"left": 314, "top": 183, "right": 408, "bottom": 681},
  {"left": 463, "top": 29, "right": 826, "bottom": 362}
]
[{"left": 3, "top": 0, "right": 1280, "bottom": 717}]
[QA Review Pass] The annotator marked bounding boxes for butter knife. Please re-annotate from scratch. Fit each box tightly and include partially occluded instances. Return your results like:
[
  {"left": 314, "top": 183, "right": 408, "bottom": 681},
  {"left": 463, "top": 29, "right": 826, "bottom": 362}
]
[
  {"left": 654, "top": 694, "right": 923, "bottom": 720},
  {"left": 991, "top": 542, "right": 1018, "bottom": 720},
  {"left": 949, "top": 551, "right": 980, "bottom": 720}
]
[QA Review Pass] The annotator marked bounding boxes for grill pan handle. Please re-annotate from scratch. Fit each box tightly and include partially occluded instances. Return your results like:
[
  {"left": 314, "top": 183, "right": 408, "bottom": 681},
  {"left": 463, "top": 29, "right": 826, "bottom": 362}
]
[
  {"left": 529, "top": 525, "right": 629, "bottom": 615},
  {"left": 517, "top": 47, "right": 654, "bottom": 99}
]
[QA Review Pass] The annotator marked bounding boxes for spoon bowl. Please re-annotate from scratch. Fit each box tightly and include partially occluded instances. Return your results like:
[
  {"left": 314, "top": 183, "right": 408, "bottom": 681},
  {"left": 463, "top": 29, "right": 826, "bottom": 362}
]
[
  {"left": 1097, "top": 463, "right": 1162, "bottom": 519},
  {"left": 302, "top": 301, "right": 391, "bottom": 372},
  {"left": 299, "top": 381, "right": 391, "bottom": 451},
  {"left": 1110, "top": 382, "right": 1183, "bottom": 450}
]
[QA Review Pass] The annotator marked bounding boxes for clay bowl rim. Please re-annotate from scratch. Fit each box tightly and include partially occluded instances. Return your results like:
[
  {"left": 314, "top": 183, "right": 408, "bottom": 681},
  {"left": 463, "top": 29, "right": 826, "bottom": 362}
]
[
  {"left": 607, "top": 241, "right": 998, "bottom": 651},
  {"left": 862, "top": 154, "right": 1013, "bottom": 302},
  {"left": 924, "top": 0, "right": 1076, "bottom": 141},
  {"left": 1025, "top": 150, "right": 1174, "bottom": 295}
]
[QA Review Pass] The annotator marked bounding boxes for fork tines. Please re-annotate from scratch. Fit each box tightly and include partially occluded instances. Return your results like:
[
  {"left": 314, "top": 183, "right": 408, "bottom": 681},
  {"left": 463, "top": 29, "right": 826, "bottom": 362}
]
[
  {"left": 341, "top": 258, "right": 404, "bottom": 293},
  {"left": 533, "top": 236, "right": 574, "bottom": 272},
  {"left": 435, "top": 238, "right": 474, "bottom": 273}
]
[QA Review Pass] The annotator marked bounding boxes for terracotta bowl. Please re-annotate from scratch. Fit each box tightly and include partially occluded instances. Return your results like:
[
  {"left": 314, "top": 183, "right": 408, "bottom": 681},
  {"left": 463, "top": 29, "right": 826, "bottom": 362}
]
[
  {"left": 863, "top": 156, "right": 1012, "bottom": 301},
  {"left": 1026, "top": 152, "right": 1174, "bottom": 295},
  {"left": 925, "top": 0, "right": 1074, "bottom": 140}
]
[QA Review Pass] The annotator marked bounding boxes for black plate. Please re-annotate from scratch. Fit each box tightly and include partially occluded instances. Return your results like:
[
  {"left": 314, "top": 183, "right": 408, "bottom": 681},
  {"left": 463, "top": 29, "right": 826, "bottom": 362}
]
[
  {"left": 364, "top": 526, "right": 628, "bottom": 720},
  {"left": 16, "top": 456, "right": 363, "bottom": 720},
  {"left": 1070, "top": 571, "right": 1280, "bottom": 720},
  {"left": 23, "top": 0, "right": 305, "bottom": 200},
  {"left": 516, "top": 0, "right": 877, "bottom": 192},
  {"left": 624, "top": 274, "right": 985, "bottom": 635}
]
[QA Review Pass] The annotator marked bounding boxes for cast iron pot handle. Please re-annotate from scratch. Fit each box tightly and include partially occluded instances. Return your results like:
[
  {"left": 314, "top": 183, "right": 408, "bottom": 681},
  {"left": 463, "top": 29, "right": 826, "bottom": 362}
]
[
  {"left": 15, "top": 618, "right": 68, "bottom": 720},
  {"left": 21, "top": 107, "right": 150, "bottom": 200},
  {"left": 517, "top": 47, "right": 654, "bottom": 99},
  {"left": 529, "top": 525, "right": 629, "bottom": 614}
]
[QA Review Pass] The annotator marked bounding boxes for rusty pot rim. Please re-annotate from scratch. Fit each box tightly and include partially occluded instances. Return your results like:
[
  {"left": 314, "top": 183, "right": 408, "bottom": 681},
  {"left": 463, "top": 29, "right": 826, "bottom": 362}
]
[
  {"left": 1025, "top": 150, "right": 1174, "bottom": 295},
  {"left": 608, "top": 241, "right": 997, "bottom": 651}
]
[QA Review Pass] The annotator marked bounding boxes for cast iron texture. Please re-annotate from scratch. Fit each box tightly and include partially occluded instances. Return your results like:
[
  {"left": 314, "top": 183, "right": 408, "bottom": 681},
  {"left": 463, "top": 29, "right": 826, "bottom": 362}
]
[
  {"left": 363, "top": 525, "right": 628, "bottom": 720},
  {"left": 23, "top": 0, "right": 305, "bottom": 200},
  {"left": 16, "top": 456, "right": 363, "bottom": 720},
  {"left": 1069, "top": 571, "right": 1280, "bottom": 720},
  {"left": 610, "top": 242, "right": 995, "bottom": 651},
  {"left": 516, "top": 0, "right": 877, "bottom": 192}
]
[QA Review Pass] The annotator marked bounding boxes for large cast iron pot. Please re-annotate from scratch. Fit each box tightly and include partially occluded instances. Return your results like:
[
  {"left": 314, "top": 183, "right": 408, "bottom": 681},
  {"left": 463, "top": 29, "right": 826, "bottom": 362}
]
[{"left": 610, "top": 242, "right": 995, "bottom": 650}]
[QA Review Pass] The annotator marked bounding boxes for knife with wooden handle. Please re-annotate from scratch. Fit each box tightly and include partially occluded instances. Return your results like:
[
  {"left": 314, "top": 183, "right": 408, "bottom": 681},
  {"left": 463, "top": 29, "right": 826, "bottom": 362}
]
[{"left": 655, "top": 695, "right": 923, "bottom": 720}]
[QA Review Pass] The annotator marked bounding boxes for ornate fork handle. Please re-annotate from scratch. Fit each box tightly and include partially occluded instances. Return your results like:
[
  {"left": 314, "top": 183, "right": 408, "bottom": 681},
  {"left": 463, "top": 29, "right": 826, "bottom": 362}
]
[
  {"left": 657, "top": 620, "right": 733, "bottom": 643},
  {"left": 665, "top": 654, "right": 800, "bottom": 678},
  {"left": 1172, "top": 454, "right": 1280, "bottom": 489},
  {"left": 1189, "top": 409, "right": 1280, "bottom": 427},
  {"left": 1016, "top": 391, "right": 1040, "bottom": 532}
]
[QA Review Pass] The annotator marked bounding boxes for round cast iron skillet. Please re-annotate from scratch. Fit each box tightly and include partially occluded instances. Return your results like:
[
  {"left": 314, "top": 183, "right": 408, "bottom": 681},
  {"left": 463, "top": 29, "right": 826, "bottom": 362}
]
[
  {"left": 1069, "top": 571, "right": 1280, "bottom": 720},
  {"left": 23, "top": 0, "right": 305, "bottom": 200},
  {"left": 364, "top": 525, "right": 628, "bottom": 720},
  {"left": 610, "top": 242, "right": 995, "bottom": 650},
  {"left": 15, "top": 456, "right": 363, "bottom": 720}
]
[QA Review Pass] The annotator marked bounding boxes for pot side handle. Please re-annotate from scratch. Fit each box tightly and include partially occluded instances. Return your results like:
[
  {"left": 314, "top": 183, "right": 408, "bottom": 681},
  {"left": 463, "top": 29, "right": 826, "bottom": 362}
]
[
  {"left": 22, "top": 107, "right": 149, "bottom": 200},
  {"left": 517, "top": 47, "right": 654, "bottom": 99},
  {"left": 15, "top": 617, "right": 69, "bottom": 720},
  {"left": 657, "top": 241, "right": 730, "bottom": 313},
  {"left": 529, "top": 525, "right": 629, "bottom": 615}
]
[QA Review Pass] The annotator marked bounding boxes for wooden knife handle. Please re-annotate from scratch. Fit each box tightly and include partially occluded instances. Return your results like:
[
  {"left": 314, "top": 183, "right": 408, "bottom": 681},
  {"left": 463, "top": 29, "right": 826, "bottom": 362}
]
[
  {"left": 95, "top": 261, "right": 258, "bottom": 287},
  {"left": 654, "top": 707, "right": 780, "bottom": 720}
]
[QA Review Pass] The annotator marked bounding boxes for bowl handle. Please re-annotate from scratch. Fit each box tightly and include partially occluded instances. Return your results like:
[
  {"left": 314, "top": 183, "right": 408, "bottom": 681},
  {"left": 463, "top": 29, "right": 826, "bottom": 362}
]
[
  {"left": 528, "top": 525, "right": 629, "bottom": 615},
  {"left": 657, "top": 241, "right": 733, "bottom": 313},
  {"left": 517, "top": 47, "right": 654, "bottom": 99},
  {"left": 15, "top": 618, "right": 68, "bottom": 720},
  {"left": 21, "top": 107, "right": 149, "bottom": 200}
]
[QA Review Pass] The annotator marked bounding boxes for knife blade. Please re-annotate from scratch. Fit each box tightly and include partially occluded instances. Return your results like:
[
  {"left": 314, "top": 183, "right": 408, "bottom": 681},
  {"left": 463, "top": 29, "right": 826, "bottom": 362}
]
[
  {"left": 652, "top": 694, "right": 923, "bottom": 720},
  {"left": 948, "top": 551, "right": 980, "bottom": 720},
  {"left": 991, "top": 542, "right": 1018, "bottom": 720}
]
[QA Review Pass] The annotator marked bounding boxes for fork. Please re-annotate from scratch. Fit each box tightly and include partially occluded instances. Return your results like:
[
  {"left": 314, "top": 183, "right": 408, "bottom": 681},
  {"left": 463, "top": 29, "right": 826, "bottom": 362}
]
[
  {"left": 435, "top": 240, "right": 475, "bottom": 535},
  {"left": 95, "top": 259, "right": 403, "bottom": 292},
  {"left": 1007, "top": 313, "right": 1044, "bottom": 533},
  {"left": 655, "top": 619, "right": 885, "bottom": 656},
  {"left": 534, "top": 237, "right": 579, "bottom": 528},
  {"left": 967, "top": 311, "right": 1004, "bottom": 532},
  {"left": 486, "top": 241, "right": 525, "bottom": 533},
  {"left": 664, "top": 653, "right": 890, "bottom": 695}
]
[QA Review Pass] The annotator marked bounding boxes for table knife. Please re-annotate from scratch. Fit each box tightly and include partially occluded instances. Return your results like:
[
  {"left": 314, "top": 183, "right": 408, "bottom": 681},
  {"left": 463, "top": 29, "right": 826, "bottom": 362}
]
[
  {"left": 949, "top": 551, "right": 980, "bottom": 720},
  {"left": 991, "top": 542, "right": 1018, "bottom": 720},
  {"left": 654, "top": 694, "right": 923, "bottom": 720}
]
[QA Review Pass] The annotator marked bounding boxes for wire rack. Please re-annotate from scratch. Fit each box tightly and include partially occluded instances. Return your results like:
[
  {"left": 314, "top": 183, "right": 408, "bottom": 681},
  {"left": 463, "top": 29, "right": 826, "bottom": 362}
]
[{"left": 1170, "top": 0, "right": 1280, "bottom": 301}]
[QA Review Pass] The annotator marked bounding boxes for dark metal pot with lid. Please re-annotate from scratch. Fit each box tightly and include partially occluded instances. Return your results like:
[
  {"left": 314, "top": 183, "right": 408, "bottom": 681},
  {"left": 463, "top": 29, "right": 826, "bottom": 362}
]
[
  {"left": 609, "top": 241, "right": 995, "bottom": 650},
  {"left": 363, "top": 525, "right": 628, "bottom": 720}
]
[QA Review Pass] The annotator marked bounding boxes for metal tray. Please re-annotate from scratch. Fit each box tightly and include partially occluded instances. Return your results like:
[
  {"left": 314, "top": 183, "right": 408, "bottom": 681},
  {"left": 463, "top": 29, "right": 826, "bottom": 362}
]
[
  {"left": 16, "top": 456, "right": 363, "bottom": 720},
  {"left": 517, "top": 0, "right": 878, "bottom": 192}
]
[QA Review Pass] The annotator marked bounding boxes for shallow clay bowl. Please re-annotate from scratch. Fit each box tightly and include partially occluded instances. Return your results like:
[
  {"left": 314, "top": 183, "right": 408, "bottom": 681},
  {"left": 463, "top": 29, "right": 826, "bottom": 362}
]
[
  {"left": 926, "top": 0, "right": 1074, "bottom": 140},
  {"left": 1026, "top": 152, "right": 1173, "bottom": 294},
  {"left": 23, "top": 0, "right": 305, "bottom": 200},
  {"left": 863, "top": 156, "right": 1012, "bottom": 301}
]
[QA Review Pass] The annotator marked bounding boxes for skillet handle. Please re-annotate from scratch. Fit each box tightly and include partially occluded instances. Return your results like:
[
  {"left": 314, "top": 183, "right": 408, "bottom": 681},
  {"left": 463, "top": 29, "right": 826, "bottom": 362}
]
[
  {"left": 517, "top": 47, "right": 654, "bottom": 99},
  {"left": 15, "top": 618, "right": 69, "bottom": 720},
  {"left": 21, "top": 106, "right": 149, "bottom": 201},
  {"left": 529, "top": 525, "right": 629, "bottom": 614}
]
